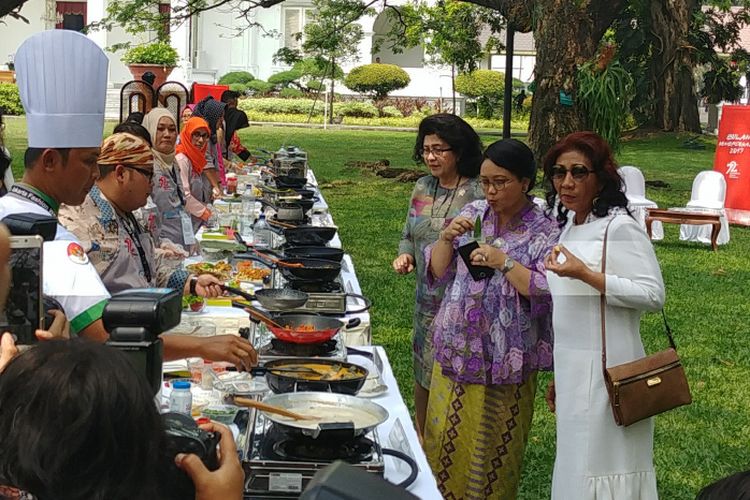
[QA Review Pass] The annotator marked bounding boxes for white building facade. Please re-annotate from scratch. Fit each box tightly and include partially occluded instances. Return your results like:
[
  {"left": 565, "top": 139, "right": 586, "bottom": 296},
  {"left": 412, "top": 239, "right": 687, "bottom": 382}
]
[{"left": 2, "top": 0, "right": 535, "bottom": 99}]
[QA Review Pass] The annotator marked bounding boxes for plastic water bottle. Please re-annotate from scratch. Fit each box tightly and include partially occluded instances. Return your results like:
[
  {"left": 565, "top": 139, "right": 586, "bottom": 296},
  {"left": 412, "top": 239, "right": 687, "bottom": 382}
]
[
  {"left": 240, "top": 184, "right": 256, "bottom": 240},
  {"left": 169, "top": 381, "right": 193, "bottom": 415},
  {"left": 253, "top": 213, "right": 272, "bottom": 250}
]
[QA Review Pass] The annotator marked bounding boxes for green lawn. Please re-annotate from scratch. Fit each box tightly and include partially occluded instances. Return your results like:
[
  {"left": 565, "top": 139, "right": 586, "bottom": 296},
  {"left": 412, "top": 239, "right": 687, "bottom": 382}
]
[{"left": 4, "top": 118, "right": 750, "bottom": 499}]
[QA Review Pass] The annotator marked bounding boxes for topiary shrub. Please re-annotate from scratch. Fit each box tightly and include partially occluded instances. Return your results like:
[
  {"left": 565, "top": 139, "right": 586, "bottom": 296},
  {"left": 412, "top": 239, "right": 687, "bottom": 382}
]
[
  {"left": 0, "top": 83, "right": 23, "bottom": 115},
  {"left": 219, "top": 71, "right": 255, "bottom": 85},
  {"left": 306, "top": 80, "right": 326, "bottom": 92},
  {"left": 344, "top": 64, "right": 410, "bottom": 100},
  {"left": 229, "top": 83, "right": 248, "bottom": 95},
  {"left": 279, "top": 87, "right": 304, "bottom": 98},
  {"left": 336, "top": 101, "right": 379, "bottom": 118},
  {"left": 268, "top": 69, "right": 302, "bottom": 89},
  {"left": 245, "top": 80, "right": 274, "bottom": 96},
  {"left": 122, "top": 42, "right": 179, "bottom": 66},
  {"left": 455, "top": 69, "right": 505, "bottom": 119}
]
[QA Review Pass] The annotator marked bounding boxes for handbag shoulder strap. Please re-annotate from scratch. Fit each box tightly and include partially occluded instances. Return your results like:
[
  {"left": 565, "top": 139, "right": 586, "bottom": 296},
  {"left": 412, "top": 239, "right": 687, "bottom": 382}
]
[
  {"left": 600, "top": 217, "right": 679, "bottom": 373},
  {"left": 600, "top": 218, "right": 615, "bottom": 372}
]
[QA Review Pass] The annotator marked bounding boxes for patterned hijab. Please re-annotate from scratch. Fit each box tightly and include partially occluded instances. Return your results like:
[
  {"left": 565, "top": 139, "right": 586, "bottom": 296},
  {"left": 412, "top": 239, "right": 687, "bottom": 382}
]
[
  {"left": 192, "top": 96, "right": 226, "bottom": 143},
  {"left": 98, "top": 133, "right": 154, "bottom": 166},
  {"left": 142, "top": 107, "right": 177, "bottom": 172},
  {"left": 176, "top": 117, "right": 209, "bottom": 175}
]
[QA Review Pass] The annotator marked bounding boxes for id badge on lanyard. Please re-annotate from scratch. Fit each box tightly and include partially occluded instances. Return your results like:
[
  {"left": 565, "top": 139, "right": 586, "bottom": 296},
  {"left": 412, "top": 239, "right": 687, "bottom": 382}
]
[{"left": 180, "top": 212, "right": 196, "bottom": 245}]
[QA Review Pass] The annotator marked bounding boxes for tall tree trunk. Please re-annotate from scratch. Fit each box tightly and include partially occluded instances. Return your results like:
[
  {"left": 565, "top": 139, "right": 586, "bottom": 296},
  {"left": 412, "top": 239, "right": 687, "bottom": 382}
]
[
  {"left": 528, "top": 3, "right": 600, "bottom": 162},
  {"left": 649, "top": 0, "right": 701, "bottom": 132}
]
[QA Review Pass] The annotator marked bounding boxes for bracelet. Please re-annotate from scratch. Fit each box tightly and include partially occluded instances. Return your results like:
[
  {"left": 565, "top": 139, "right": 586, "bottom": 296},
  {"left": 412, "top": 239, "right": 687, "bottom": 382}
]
[{"left": 189, "top": 276, "right": 198, "bottom": 296}]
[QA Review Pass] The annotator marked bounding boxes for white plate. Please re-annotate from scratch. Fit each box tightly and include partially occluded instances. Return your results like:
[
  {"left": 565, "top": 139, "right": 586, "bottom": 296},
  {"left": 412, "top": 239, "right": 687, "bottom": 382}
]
[{"left": 357, "top": 377, "right": 388, "bottom": 398}]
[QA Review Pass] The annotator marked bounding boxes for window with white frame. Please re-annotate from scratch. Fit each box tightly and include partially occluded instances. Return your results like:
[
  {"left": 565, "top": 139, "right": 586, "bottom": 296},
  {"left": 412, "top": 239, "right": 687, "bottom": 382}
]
[{"left": 283, "top": 7, "right": 315, "bottom": 50}]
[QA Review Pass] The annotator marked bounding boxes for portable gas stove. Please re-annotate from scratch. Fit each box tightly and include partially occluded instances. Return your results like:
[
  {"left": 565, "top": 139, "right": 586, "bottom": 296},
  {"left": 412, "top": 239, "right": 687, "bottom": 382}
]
[
  {"left": 243, "top": 409, "right": 385, "bottom": 499},
  {"left": 271, "top": 269, "right": 353, "bottom": 315},
  {"left": 253, "top": 327, "right": 347, "bottom": 363}
]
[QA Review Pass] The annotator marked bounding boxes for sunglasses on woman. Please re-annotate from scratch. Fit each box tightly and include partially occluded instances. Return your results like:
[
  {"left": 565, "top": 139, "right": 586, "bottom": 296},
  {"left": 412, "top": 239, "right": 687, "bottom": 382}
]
[{"left": 550, "top": 164, "right": 594, "bottom": 182}]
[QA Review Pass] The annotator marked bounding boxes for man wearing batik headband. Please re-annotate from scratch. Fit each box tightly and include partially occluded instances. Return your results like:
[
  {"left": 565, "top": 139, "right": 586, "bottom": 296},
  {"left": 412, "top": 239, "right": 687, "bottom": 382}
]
[{"left": 60, "top": 133, "right": 258, "bottom": 369}]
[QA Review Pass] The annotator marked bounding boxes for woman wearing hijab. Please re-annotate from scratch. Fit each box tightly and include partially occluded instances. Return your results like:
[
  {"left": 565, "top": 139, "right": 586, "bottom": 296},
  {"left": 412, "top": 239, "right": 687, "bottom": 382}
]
[
  {"left": 142, "top": 108, "right": 195, "bottom": 252},
  {"left": 180, "top": 104, "right": 195, "bottom": 131},
  {"left": 221, "top": 90, "right": 252, "bottom": 162},
  {"left": 176, "top": 117, "right": 213, "bottom": 232},
  {"left": 192, "top": 96, "right": 227, "bottom": 195}
]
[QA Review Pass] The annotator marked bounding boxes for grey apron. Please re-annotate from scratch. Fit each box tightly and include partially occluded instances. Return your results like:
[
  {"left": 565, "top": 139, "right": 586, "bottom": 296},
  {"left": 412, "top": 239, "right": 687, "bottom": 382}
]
[{"left": 151, "top": 164, "right": 195, "bottom": 249}]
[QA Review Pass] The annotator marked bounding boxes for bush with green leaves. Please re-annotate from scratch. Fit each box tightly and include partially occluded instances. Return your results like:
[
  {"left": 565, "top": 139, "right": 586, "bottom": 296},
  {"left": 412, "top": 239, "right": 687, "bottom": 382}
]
[
  {"left": 455, "top": 69, "right": 504, "bottom": 119},
  {"left": 268, "top": 69, "right": 303, "bottom": 88},
  {"left": 245, "top": 80, "right": 274, "bottom": 96},
  {"left": 228, "top": 83, "right": 247, "bottom": 94},
  {"left": 344, "top": 64, "right": 410, "bottom": 100},
  {"left": 306, "top": 80, "right": 325, "bottom": 92},
  {"left": 293, "top": 58, "right": 344, "bottom": 80},
  {"left": 0, "top": 83, "right": 23, "bottom": 115},
  {"left": 280, "top": 87, "right": 304, "bottom": 99},
  {"left": 219, "top": 71, "right": 255, "bottom": 85},
  {"left": 238, "top": 98, "right": 326, "bottom": 116},
  {"left": 121, "top": 42, "right": 179, "bottom": 66},
  {"left": 380, "top": 105, "right": 403, "bottom": 118},
  {"left": 336, "top": 102, "right": 379, "bottom": 118}
]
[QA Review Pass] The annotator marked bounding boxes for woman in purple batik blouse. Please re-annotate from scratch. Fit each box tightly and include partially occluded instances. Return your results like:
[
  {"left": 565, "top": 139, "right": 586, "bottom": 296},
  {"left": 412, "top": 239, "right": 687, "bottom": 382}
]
[{"left": 423, "top": 139, "right": 560, "bottom": 499}]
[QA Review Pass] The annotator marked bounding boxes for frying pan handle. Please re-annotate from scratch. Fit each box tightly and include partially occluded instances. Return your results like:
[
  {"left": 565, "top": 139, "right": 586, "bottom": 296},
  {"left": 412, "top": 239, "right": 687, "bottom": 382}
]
[
  {"left": 344, "top": 318, "right": 361, "bottom": 329},
  {"left": 344, "top": 293, "right": 371, "bottom": 315},
  {"left": 221, "top": 284, "right": 256, "bottom": 302}
]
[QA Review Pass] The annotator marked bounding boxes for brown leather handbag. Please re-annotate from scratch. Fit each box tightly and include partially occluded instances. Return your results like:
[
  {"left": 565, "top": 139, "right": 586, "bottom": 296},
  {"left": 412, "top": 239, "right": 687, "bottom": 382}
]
[{"left": 600, "top": 219, "right": 692, "bottom": 427}]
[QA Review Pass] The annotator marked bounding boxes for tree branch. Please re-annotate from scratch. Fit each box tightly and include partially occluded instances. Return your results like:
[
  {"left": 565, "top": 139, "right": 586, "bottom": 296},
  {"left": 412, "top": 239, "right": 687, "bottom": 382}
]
[
  {"left": 0, "top": 0, "right": 30, "bottom": 22},
  {"left": 459, "top": 0, "right": 532, "bottom": 32}
]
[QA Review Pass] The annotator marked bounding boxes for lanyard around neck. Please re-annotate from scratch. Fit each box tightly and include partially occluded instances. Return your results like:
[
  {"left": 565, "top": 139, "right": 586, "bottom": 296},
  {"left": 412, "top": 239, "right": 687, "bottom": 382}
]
[{"left": 118, "top": 212, "right": 153, "bottom": 283}]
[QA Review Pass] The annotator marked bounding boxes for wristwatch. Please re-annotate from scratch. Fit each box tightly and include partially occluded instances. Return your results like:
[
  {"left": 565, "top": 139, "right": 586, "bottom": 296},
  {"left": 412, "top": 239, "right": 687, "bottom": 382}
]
[
  {"left": 189, "top": 276, "right": 199, "bottom": 296},
  {"left": 500, "top": 256, "right": 515, "bottom": 274}
]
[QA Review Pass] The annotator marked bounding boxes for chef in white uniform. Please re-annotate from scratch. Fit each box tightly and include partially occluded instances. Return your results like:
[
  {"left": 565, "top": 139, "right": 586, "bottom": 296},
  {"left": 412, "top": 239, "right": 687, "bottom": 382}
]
[{"left": 0, "top": 30, "right": 111, "bottom": 341}]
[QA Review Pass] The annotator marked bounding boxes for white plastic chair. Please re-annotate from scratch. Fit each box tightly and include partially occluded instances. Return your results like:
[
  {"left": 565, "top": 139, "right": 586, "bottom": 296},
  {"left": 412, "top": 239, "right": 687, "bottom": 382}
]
[
  {"left": 679, "top": 170, "right": 730, "bottom": 245},
  {"left": 618, "top": 166, "right": 663, "bottom": 240}
]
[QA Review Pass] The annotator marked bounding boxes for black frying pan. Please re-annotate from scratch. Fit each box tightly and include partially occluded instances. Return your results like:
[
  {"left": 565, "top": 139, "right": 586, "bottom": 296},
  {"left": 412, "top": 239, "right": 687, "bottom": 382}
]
[
  {"left": 283, "top": 226, "right": 337, "bottom": 246},
  {"left": 276, "top": 176, "right": 308, "bottom": 189},
  {"left": 222, "top": 285, "right": 309, "bottom": 310},
  {"left": 282, "top": 246, "right": 344, "bottom": 263},
  {"left": 252, "top": 358, "right": 368, "bottom": 395}
]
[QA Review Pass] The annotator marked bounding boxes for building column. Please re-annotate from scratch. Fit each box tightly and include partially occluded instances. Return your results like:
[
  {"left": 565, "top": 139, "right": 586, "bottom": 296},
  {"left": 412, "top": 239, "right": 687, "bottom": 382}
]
[{"left": 170, "top": 0, "right": 191, "bottom": 84}]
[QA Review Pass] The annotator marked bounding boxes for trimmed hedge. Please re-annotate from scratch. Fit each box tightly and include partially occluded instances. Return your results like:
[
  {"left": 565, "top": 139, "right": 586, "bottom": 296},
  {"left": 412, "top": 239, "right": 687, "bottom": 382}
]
[
  {"left": 454, "top": 69, "right": 504, "bottom": 99},
  {"left": 268, "top": 69, "right": 302, "bottom": 87},
  {"left": 0, "top": 83, "right": 23, "bottom": 115},
  {"left": 344, "top": 64, "right": 410, "bottom": 100},
  {"left": 229, "top": 83, "right": 248, "bottom": 94},
  {"left": 245, "top": 80, "right": 274, "bottom": 95},
  {"left": 279, "top": 88, "right": 304, "bottom": 98},
  {"left": 380, "top": 105, "right": 403, "bottom": 118},
  {"left": 219, "top": 71, "right": 255, "bottom": 85},
  {"left": 336, "top": 102, "right": 378, "bottom": 118}
]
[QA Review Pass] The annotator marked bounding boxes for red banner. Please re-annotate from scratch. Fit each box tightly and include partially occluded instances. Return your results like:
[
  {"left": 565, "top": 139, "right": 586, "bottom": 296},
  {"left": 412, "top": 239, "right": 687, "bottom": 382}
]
[
  {"left": 714, "top": 105, "right": 750, "bottom": 225},
  {"left": 191, "top": 83, "right": 229, "bottom": 105}
]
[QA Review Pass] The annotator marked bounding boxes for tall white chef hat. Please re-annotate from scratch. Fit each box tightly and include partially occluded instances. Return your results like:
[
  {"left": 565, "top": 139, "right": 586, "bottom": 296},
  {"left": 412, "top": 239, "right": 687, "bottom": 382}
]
[{"left": 15, "top": 30, "right": 109, "bottom": 148}]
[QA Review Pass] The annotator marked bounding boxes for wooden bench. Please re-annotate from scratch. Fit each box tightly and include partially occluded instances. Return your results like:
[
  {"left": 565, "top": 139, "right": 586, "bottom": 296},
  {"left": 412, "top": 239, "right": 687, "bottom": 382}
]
[
  {"left": 645, "top": 208, "right": 722, "bottom": 251},
  {"left": 0, "top": 70, "right": 15, "bottom": 84}
]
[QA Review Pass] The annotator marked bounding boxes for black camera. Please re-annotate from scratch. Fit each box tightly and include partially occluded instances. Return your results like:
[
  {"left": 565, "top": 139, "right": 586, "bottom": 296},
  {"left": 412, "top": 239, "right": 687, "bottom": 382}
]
[
  {"left": 162, "top": 412, "right": 221, "bottom": 500},
  {"left": 103, "top": 288, "right": 182, "bottom": 395}
]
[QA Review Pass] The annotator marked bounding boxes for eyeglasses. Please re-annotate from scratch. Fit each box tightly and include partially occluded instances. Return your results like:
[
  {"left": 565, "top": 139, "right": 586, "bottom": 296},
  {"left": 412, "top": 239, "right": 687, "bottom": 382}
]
[
  {"left": 420, "top": 146, "right": 452, "bottom": 157},
  {"left": 192, "top": 131, "right": 209, "bottom": 140},
  {"left": 550, "top": 164, "right": 594, "bottom": 182},
  {"left": 480, "top": 178, "right": 515, "bottom": 191},
  {"left": 124, "top": 165, "right": 154, "bottom": 181}
]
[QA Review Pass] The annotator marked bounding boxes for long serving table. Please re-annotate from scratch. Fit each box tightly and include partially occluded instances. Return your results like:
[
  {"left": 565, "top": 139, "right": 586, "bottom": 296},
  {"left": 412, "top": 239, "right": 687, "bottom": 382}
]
[{"left": 171, "top": 164, "right": 440, "bottom": 499}]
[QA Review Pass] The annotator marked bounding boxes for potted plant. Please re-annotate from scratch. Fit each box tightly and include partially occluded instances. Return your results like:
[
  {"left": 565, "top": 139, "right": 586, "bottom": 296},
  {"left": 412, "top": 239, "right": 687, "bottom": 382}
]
[{"left": 122, "top": 42, "right": 179, "bottom": 89}]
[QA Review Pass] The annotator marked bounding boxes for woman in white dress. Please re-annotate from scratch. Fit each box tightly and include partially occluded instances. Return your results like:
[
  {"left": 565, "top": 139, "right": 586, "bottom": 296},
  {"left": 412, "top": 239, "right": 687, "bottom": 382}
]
[{"left": 543, "top": 131, "right": 665, "bottom": 499}]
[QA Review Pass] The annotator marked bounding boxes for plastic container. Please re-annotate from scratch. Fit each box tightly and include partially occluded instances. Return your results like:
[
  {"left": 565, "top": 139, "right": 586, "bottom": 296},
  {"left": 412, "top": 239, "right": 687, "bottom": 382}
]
[
  {"left": 201, "top": 404, "right": 239, "bottom": 425},
  {"left": 169, "top": 380, "right": 193, "bottom": 415},
  {"left": 226, "top": 174, "right": 238, "bottom": 195},
  {"left": 253, "top": 213, "right": 272, "bottom": 250},
  {"left": 240, "top": 184, "right": 256, "bottom": 240}
]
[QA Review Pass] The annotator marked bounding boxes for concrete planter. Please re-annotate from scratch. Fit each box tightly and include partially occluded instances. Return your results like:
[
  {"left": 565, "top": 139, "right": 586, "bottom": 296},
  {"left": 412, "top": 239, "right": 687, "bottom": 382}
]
[{"left": 127, "top": 64, "right": 175, "bottom": 90}]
